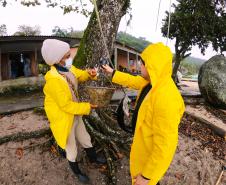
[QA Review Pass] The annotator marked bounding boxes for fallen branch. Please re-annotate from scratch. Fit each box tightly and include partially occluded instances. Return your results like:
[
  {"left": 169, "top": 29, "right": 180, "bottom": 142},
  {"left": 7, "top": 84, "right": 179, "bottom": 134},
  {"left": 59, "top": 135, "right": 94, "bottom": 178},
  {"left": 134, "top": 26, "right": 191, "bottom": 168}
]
[
  {"left": 23, "top": 137, "right": 53, "bottom": 151},
  {"left": 0, "top": 128, "right": 51, "bottom": 145}
]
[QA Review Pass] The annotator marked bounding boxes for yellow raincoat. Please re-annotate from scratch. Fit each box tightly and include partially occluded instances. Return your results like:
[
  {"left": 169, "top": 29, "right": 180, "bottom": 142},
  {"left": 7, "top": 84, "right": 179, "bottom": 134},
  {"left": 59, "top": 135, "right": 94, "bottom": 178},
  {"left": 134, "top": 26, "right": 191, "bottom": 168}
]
[
  {"left": 43, "top": 65, "right": 93, "bottom": 149},
  {"left": 112, "top": 43, "right": 185, "bottom": 185}
]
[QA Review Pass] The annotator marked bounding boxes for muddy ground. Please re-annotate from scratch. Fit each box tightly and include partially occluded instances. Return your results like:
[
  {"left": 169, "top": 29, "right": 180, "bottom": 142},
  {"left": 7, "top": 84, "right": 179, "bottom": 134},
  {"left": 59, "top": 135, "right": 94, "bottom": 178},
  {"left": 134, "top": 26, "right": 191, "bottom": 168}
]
[{"left": 0, "top": 110, "right": 225, "bottom": 185}]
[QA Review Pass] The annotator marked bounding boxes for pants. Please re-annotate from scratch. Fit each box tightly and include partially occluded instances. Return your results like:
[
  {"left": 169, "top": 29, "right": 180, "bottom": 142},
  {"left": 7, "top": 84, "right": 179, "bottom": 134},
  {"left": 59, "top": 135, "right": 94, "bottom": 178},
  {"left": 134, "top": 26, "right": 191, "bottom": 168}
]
[{"left": 65, "top": 116, "right": 93, "bottom": 162}]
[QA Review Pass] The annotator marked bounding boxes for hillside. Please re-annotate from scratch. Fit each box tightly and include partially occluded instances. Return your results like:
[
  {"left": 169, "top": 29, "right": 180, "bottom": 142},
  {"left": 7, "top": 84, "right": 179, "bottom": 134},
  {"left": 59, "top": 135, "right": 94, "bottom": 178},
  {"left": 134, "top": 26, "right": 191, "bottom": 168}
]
[
  {"left": 116, "top": 31, "right": 151, "bottom": 52},
  {"left": 181, "top": 57, "right": 206, "bottom": 75}
]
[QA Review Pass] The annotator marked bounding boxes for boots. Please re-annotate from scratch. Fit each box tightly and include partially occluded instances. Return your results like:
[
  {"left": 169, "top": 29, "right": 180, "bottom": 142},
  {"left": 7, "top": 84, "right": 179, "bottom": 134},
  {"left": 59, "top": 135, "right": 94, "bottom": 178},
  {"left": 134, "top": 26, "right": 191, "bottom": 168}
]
[
  {"left": 68, "top": 161, "right": 90, "bottom": 184},
  {"left": 85, "top": 147, "right": 106, "bottom": 165}
]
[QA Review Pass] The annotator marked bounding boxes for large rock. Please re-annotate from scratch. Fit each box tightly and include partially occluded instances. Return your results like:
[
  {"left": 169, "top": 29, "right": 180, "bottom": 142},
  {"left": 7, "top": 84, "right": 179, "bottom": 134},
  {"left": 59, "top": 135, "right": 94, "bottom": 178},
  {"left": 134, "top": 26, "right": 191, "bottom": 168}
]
[{"left": 198, "top": 55, "right": 226, "bottom": 108}]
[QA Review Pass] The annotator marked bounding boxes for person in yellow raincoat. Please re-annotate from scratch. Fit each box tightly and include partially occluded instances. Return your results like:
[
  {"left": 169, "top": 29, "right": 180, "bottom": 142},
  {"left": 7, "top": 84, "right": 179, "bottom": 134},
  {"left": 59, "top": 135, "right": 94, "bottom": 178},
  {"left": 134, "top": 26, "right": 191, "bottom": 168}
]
[
  {"left": 41, "top": 39, "right": 106, "bottom": 184},
  {"left": 102, "top": 42, "right": 185, "bottom": 185}
]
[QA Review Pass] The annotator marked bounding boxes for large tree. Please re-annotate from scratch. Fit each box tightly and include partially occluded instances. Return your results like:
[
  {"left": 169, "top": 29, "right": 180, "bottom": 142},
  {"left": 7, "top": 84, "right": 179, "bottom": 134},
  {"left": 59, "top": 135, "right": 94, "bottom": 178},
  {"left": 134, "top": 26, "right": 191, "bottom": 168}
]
[
  {"left": 0, "top": 1, "right": 131, "bottom": 184},
  {"left": 161, "top": 0, "right": 226, "bottom": 81}
]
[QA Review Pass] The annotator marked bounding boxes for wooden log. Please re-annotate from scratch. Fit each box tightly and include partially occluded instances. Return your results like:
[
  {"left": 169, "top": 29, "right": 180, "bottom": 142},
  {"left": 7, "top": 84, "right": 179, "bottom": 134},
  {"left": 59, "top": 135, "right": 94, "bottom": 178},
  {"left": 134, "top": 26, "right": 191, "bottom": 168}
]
[{"left": 0, "top": 128, "right": 51, "bottom": 145}]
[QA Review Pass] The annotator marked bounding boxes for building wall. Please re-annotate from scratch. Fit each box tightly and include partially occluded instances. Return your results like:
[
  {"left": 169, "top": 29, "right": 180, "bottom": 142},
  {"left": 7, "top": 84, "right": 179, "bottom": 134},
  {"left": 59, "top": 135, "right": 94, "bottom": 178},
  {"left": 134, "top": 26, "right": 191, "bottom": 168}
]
[
  {"left": 117, "top": 49, "right": 128, "bottom": 69},
  {"left": 70, "top": 48, "right": 78, "bottom": 60},
  {"left": 128, "top": 53, "right": 139, "bottom": 73},
  {"left": 116, "top": 49, "right": 140, "bottom": 73}
]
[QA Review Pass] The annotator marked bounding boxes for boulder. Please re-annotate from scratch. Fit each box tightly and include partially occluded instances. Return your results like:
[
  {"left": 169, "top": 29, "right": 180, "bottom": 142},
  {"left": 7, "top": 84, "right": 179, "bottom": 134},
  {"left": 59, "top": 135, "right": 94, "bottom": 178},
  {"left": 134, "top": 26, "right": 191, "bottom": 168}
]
[{"left": 198, "top": 55, "right": 226, "bottom": 108}]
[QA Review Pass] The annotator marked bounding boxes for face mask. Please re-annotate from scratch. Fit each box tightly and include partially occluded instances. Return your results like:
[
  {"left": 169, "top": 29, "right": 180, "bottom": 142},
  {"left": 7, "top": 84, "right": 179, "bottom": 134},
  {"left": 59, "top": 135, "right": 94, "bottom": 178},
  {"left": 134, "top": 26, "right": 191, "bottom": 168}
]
[{"left": 64, "top": 58, "right": 73, "bottom": 69}]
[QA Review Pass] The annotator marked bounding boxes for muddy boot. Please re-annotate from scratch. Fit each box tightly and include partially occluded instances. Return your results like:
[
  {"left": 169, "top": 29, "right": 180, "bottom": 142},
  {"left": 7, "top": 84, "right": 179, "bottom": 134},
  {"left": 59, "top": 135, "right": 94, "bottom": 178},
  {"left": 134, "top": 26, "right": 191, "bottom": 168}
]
[
  {"left": 68, "top": 161, "right": 90, "bottom": 184},
  {"left": 85, "top": 147, "right": 106, "bottom": 165}
]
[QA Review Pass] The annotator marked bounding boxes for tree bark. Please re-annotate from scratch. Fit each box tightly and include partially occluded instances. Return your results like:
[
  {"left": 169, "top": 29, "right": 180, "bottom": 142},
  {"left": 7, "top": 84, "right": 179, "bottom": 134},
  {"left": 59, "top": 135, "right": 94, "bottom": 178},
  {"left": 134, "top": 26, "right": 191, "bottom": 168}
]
[
  {"left": 71, "top": 1, "right": 131, "bottom": 184},
  {"left": 172, "top": 54, "right": 182, "bottom": 82},
  {"left": 74, "top": 0, "right": 130, "bottom": 68},
  {"left": 172, "top": 39, "right": 192, "bottom": 82}
]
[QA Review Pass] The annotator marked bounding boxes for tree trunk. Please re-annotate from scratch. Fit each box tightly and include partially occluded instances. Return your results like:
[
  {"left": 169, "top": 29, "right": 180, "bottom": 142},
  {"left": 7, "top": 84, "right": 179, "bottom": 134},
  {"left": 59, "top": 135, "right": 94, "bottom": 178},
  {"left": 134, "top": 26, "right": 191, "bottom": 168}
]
[
  {"left": 172, "top": 54, "right": 182, "bottom": 82},
  {"left": 71, "top": 2, "right": 131, "bottom": 184},
  {"left": 74, "top": 0, "right": 130, "bottom": 68}
]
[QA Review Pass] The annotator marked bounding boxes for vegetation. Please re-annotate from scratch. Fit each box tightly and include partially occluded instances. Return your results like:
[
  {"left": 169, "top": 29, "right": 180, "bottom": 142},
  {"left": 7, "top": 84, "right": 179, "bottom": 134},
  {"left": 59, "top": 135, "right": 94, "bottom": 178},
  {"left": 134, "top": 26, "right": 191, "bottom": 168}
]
[
  {"left": 116, "top": 31, "right": 151, "bottom": 52},
  {"left": 14, "top": 25, "right": 41, "bottom": 36},
  {"left": 181, "top": 57, "right": 205, "bottom": 75},
  {"left": 0, "top": 24, "right": 7, "bottom": 36},
  {"left": 161, "top": 0, "right": 226, "bottom": 81},
  {"left": 0, "top": 0, "right": 92, "bottom": 16},
  {"left": 52, "top": 26, "right": 84, "bottom": 38}
]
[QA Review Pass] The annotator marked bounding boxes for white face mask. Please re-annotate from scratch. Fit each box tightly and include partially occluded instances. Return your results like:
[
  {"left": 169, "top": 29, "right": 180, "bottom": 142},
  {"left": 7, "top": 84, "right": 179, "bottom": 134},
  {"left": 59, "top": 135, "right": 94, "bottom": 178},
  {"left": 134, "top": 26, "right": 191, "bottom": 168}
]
[{"left": 64, "top": 57, "right": 73, "bottom": 69}]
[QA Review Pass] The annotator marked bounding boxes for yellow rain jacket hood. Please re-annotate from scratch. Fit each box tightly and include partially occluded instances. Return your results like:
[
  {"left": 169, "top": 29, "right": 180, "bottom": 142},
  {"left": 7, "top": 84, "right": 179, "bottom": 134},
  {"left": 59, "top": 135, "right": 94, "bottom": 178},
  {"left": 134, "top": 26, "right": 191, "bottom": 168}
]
[
  {"left": 43, "top": 66, "right": 93, "bottom": 149},
  {"left": 112, "top": 43, "right": 185, "bottom": 185}
]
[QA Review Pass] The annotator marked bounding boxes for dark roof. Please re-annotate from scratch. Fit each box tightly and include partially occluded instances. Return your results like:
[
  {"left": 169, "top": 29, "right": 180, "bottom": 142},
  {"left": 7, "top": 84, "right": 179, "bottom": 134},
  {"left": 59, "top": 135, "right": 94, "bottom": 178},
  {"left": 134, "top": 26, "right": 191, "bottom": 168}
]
[
  {"left": 0, "top": 35, "right": 80, "bottom": 43},
  {"left": 0, "top": 36, "right": 80, "bottom": 53},
  {"left": 115, "top": 40, "right": 140, "bottom": 53}
]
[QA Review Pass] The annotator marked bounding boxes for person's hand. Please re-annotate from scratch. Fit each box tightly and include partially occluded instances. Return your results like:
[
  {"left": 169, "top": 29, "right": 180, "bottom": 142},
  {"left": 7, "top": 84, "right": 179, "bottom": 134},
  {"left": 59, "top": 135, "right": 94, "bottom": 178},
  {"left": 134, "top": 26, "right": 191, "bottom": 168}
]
[
  {"left": 90, "top": 104, "right": 98, "bottom": 109},
  {"left": 101, "top": 64, "right": 114, "bottom": 74},
  {"left": 87, "top": 68, "right": 97, "bottom": 77},
  {"left": 134, "top": 174, "right": 149, "bottom": 185}
]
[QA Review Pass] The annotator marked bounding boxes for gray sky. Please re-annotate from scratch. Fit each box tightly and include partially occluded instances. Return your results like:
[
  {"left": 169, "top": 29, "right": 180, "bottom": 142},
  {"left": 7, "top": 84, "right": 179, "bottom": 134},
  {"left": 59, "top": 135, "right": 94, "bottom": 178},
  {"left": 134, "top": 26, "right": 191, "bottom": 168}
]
[{"left": 0, "top": 0, "right": 220, "bottom": 60}]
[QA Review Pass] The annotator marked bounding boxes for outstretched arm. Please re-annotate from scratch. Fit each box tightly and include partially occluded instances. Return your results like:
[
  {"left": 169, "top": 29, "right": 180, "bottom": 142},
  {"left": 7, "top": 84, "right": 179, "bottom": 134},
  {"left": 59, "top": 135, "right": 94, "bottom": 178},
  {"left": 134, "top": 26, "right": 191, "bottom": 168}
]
[
  {"left": 70, "top": 66, "right": 97, "bottom": 82},
  {"left": 102, "top": 64, "right": 149, "bottom": 90}
]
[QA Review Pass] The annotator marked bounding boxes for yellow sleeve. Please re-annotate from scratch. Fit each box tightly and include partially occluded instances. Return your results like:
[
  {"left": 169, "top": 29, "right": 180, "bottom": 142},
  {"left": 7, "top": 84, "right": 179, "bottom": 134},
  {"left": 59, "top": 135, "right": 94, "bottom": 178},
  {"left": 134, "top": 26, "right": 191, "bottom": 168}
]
[
  {"left": 142, "top": 97, "right": 183, "bottom": 181},
  {"left": 112, "top": 71, "right": 149, "bottom": 90},
  {"left": 46, "top": 78, "right": 91, "bottom": 115},
  {"left": 70, "top": 66, "right": 97, "bottom": 82}
]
